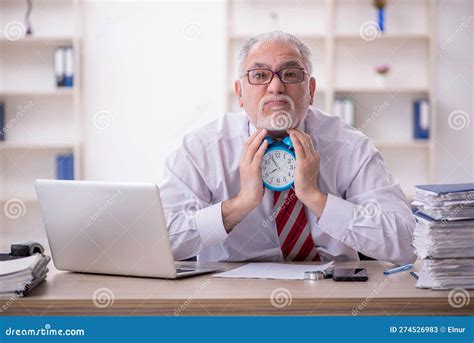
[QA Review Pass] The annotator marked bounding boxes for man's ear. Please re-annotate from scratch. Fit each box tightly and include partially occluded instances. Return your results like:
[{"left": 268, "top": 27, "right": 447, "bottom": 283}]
[
  {"left": 234, "top": 80, "right": 244, "bottom": 107},
  {"left": 309, "top": 77, "right": 316, "bottom": 105}
]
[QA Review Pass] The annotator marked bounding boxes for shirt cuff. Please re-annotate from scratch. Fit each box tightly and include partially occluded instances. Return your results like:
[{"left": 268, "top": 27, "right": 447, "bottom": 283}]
[
  {"left": 317, "top": 193, "right": 355, "bottom": 242},
  {"left": 195, "top": 202, "right": 228, "bottom": 247}
]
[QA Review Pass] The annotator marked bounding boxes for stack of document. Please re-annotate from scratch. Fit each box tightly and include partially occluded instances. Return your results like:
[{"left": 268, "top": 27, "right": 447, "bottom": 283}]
[
  {"left": 412, "top": 183, "right": 474, "bottom": 290},
  {"left": 413, "top": 183, "right": 474, "bottom": 220},
  {"left": 0, "top": 254, "right": 51, "bottom": 297}
]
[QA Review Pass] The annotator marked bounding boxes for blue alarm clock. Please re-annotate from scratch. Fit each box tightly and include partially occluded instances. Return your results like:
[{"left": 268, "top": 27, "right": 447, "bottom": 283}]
[{"left": 261, "top": 136, "right": 296, "bottom": 191}]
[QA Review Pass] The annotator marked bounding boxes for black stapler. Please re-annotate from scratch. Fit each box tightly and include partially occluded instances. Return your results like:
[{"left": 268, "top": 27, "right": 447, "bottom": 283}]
[{"left": 0, "top": 240, "right": 45, "bottom": 261}]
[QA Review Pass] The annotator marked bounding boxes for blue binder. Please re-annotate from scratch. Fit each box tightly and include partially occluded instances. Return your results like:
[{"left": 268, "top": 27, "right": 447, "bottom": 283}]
[
  {"left": 413, "top": 99, "right": 430, "bottom": 139},
  {"left": 56, "top": 154, "right": 74, "bottom": 180},
  {"left": 63, "top": 47, "right": 74, "bottom": 88},
  {"left": 0, "top": 102, "right": 5, "bottom": 141}
]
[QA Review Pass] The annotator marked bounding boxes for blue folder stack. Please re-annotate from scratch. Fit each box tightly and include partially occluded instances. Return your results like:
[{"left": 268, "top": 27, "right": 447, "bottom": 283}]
[{"left": 412, "top": 183, "right": 474, "bottom": 289}]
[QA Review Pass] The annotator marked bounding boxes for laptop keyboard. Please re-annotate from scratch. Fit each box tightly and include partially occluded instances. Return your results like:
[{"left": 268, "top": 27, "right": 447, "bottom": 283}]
[{"left": 176, "top": 268, "right": 195, "bottom": 273}]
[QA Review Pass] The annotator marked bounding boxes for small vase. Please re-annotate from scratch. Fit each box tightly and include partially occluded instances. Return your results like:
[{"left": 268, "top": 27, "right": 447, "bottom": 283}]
[{"left": 375, "top": 74, "right": 387, "bottom": 87}]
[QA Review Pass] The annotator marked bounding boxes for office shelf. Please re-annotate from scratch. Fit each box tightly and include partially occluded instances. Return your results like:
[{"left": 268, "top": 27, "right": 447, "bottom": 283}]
[
  {"left": 0, "top": 0, "right": 83, "bottom": 229},
  {"left": 0, "top": 36, "right": 78, "bottom": 45},
  {"left": 0, "top": 142, "right": 74, "bottom": 151},
  {"left": 335, "top": 87, "right": 430, "bottom": 93},
  {"left": 0, "top": 195, "right": 38, "bottom": 203},
  {"left": 334, "top": 33, "right": 430, "bottom": 41},
  {"left": 0, "top": 89, "right": 74, "bottom": 97},
  {"left": 229, "top": 33, "right": 325, "bottom": 41}
]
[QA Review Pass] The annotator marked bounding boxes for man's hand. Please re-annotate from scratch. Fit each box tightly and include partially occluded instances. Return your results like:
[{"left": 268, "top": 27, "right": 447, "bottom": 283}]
[
  {"left": 222, "top": 129, "right": 268, "bottom": 232},
  {"left": 288, "top": 128, "right": 327, "bottom": 217}
]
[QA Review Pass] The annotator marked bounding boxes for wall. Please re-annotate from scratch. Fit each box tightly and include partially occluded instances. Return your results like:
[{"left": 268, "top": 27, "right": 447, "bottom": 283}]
[
  {"left": 82, "top": 0, "right": 227, "bottom": 182},
  {"left": 82, "top": 0, "right": 473, "bottom": 184},
  {"left": 434, "top": 0, "right": 473, "bottom": 183}
]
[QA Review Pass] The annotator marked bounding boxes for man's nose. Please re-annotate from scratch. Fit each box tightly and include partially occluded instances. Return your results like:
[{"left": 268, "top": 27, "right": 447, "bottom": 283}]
[{"left": 266, "top": 74, "right": 285, "bottom": 94}]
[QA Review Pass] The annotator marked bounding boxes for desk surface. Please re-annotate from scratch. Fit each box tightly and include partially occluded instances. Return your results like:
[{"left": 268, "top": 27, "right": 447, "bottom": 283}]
[{"left": 2, "top": 261, "right": 473, "bottom": 316}]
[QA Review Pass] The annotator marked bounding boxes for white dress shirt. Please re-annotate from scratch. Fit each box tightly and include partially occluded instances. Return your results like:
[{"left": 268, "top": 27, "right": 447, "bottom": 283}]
[{"left": 159, "top": 107, "right": 417, "bottom": 265}]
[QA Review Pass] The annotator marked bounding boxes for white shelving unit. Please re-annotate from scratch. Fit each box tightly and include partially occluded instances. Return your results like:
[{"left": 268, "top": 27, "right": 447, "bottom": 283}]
[
  {"left": 0, "top": 0, "right": 82, "bottom": 243},
  {"left": 225, "top": 0, "right": 436, "bottom": 198}
]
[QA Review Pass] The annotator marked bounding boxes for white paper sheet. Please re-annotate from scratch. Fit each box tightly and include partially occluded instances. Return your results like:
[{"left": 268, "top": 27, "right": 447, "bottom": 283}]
[
  {"left": 213, "top": 261, "right": 334, "bottom": 280},
  {"left": 0, "top": 255, "right": 40, "bottom": 276}
]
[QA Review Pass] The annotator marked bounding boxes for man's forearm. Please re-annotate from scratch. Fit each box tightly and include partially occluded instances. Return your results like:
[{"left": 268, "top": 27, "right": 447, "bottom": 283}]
[
  {"left": 221, "top": 196, "right": 254, "bottom": 233},
  {"left": 298, "top": 189, "right": 328, "bottom": 218}
]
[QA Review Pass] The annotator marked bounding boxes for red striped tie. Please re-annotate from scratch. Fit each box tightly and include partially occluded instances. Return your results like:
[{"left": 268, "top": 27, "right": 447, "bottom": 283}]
[{"left": 274, "top": 188, "right": 320, "bottom": 261}]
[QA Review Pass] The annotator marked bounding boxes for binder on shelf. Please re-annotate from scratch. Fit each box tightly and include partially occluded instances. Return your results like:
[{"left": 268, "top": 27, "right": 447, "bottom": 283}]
[
  {"left": 54, "top": 48, "right": 65, "bottom": 87},
  {"left": 0, "top": 102, "right": 5, "bottom": 141},
  {"left": 56, "top": 154, "right": 74, "bottom": 180},
  {"left": 64, "top": 47, "right": 74, "bottom": 87},
  {"left": 334, "top": 98, "right": 355, "bottom": 126},
  {"left": 413, "top": 99, "right": 430, "bottom": 140},
  {"left": 54, "top": 47, "right": 74, "bottom": 88},
  {"left": 343, "top": 98, "right": 355, "bottom": 126}
]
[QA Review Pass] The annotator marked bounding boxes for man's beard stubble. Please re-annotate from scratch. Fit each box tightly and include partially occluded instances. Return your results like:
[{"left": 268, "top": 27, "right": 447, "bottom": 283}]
[{"left": 256, "top": 94, "right": 299, "bottom": 133}]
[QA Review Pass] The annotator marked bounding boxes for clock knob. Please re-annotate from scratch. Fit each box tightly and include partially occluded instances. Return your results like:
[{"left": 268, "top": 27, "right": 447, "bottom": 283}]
[
  {"left": 282, "top": 136, "right": 293, "bottom": 149},
  {"left": 263, "top": 136, "right": 274, "bottom": 145}
]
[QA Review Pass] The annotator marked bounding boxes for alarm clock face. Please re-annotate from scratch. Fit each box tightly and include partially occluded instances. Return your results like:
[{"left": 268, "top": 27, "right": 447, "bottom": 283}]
[{"left": 261, "top": 147, "right": 296, "bottom": 191}]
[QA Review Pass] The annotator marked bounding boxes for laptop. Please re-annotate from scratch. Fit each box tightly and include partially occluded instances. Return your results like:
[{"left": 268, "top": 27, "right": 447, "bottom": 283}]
[{"left": 35, "top": 179, "right": 221, "bottom": 279}]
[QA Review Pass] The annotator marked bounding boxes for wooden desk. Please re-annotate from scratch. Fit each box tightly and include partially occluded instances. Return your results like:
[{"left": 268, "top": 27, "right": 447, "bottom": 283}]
[{"left": 2, "top": 261, "right": 473, "bottom": 316}]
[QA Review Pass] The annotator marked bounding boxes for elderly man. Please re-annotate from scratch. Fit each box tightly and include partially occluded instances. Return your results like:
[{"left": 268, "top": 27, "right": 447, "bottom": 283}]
[{"left": 160, "top": 31, "right": 416, "bottom": 265}]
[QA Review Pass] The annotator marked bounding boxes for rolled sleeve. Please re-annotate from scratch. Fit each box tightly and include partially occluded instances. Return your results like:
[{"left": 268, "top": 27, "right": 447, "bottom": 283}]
[
  {"left": 195, "top": 202, "right": 228, "bottom": 246},
  {"left": 317, "top": 193, "right": 355, "bottom": 242}
]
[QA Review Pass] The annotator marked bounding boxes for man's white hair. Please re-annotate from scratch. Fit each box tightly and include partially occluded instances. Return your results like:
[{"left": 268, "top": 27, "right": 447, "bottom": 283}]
[{"left": 237, "top": 31, "right": 313, "bottom": 78}]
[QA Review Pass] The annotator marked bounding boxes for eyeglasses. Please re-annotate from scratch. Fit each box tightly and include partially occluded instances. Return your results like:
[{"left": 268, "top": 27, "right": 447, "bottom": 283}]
[{"left": 243, "top": 68, "right": 308, "bottom": 85}]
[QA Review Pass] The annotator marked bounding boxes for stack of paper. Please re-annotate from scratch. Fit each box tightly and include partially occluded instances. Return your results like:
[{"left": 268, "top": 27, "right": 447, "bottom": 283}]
[
  {"left": 413, "top": 183, "right": 474, "bottom": 220},
  {"left": 412, "top": 183, "right": 474, "bottom": 290},
  {"left": 0, "top": 254, "right": 51, "bottom": 297}
]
